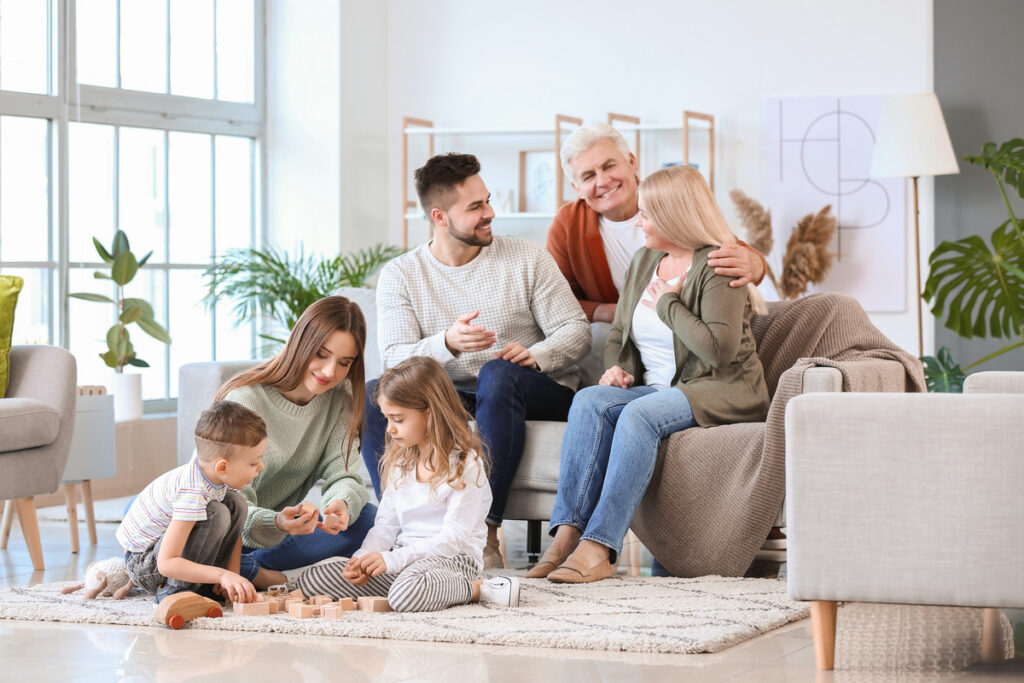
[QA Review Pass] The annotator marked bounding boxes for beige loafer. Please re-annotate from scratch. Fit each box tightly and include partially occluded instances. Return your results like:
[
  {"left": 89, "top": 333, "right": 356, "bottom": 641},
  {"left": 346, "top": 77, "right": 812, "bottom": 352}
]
[{"left": 546, "top": 556, "right": 615, "bottom": 584}]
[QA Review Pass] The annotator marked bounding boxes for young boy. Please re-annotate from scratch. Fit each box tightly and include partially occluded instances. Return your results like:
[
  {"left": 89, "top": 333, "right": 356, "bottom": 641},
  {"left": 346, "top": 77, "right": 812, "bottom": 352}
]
[{"left": 117, "top": 400, "right": 274, "bottom": 603}]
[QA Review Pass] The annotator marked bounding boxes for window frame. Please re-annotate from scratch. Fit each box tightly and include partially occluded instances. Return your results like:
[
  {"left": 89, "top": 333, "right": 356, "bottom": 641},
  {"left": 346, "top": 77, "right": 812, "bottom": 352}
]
[{"left": 0, "top": 0, "right": 267, "bottom": 412}]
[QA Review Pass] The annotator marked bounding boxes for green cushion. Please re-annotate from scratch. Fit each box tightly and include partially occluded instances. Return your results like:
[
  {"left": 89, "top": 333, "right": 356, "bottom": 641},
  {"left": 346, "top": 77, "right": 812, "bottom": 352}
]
[{"left": 0, "top": 274, "right": 23, "bottom": 398}]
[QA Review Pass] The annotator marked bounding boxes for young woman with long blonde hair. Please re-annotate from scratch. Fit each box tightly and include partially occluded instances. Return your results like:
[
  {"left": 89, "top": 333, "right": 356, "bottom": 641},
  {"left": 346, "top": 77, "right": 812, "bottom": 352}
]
[
  {"left": 529, "top": 165, "right": 770, "bottom": 583},
  {"left": 298, "top": 356, "right": 520, "bottom": 611},
  {"left": 212, "top": 295, "right": 376, "bottom": 586}
]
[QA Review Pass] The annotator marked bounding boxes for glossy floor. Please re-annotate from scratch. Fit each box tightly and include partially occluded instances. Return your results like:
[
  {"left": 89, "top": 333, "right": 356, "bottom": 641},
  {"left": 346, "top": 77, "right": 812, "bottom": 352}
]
[{"left": 1, "top": 518, "right": 1020, "bottom": 682}]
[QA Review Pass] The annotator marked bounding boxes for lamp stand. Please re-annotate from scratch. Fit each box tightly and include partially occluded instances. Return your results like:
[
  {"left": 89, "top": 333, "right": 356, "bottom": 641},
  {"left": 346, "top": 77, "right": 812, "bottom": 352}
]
[{"left": 911, "top": 175, "right": 923, "bottom": 358}]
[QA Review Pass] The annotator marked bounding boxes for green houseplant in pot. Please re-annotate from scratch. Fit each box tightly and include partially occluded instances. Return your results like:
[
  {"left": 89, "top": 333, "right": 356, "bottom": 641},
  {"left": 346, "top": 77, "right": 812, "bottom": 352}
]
[
  {"left": 70, "top": 230, "right": 171, "bottom": 420},
  {"left": 921, "top": 138, "right": 1024, "bottom": 391},
  {"left": 202, "top": 243, "right": 403, "bottom": 354}
]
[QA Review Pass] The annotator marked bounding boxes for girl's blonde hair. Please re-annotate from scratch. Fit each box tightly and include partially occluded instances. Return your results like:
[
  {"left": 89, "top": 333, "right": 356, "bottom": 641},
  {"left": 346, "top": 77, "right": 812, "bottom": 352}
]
[
  {"left": 215, "top": 296, "right": 368, "bottom": 444},
  {"left": 638, "top": 166, "right": 766, "bottom": 314},
  {"left": 375, "top": 356, "right": 489, "bottom": 491}
]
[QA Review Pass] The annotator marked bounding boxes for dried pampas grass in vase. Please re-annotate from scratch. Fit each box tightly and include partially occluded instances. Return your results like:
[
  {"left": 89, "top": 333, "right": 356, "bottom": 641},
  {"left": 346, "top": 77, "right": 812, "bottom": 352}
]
[
  {"left": 779, "top": 205, "right": 836, "bottom": 299},
  {"left": 729, "top": 189, "right": 778, "bottom": 291}
]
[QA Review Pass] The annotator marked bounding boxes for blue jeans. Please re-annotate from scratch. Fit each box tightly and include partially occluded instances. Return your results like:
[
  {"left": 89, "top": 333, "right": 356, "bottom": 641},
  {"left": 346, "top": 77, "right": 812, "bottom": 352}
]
[
  {"left": 238, "top": 503, "right": 377, "bottom": 580},
  {"left": 361, "top": 359, "right": 575, "bottom": 525},
  {"left": 549, "top": 385, "right": 697, "bottom": 562}
]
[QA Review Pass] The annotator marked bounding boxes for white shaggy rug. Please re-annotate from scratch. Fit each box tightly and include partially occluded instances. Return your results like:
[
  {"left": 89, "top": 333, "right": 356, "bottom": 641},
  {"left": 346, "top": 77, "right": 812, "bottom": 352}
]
[
  {"left": 0, "top": 575, "right": 804, "bottom": 654},
  {"left": 36, "top": 496, "right": 134, "bottom": 523}
]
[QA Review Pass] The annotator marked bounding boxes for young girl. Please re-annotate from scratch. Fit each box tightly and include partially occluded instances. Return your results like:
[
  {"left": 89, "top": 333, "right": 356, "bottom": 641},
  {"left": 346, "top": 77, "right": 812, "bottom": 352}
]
[
  {"left": 213, "top": 295, "right": 376, "bottom": 587},
  {"left": 298, "top": 356, "right": 520, "bottom": 612}
]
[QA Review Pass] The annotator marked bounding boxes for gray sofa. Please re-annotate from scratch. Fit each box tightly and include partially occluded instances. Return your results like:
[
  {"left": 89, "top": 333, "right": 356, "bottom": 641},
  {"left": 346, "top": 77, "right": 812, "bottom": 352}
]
[
  {"left": 0, "top": 345, "right": 77, "bottom": 569},
  {"left": 180, "top": 287, "right": 807, "bottom": 566}
]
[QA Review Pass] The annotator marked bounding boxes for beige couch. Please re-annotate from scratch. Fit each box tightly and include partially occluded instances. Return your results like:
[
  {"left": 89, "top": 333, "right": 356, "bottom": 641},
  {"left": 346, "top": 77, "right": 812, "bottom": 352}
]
[{"left": 786, "top": 371, "right": 1024, "bottom": 670}]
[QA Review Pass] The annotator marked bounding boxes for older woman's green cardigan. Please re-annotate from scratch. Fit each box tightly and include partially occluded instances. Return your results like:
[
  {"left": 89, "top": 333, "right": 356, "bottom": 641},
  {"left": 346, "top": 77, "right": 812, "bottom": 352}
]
[{"left": 604, "top": 245, "right": 770, "bottom": 427}]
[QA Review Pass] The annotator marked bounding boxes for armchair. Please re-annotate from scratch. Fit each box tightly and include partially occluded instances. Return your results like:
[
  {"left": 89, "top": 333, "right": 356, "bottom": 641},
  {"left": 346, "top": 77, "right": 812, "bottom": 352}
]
[
  {"left": 0, "top": 345, "right": 77, "bottom": 570},
  {"left": 786, "top": 371, "right": 1024, "bottom": 670}
]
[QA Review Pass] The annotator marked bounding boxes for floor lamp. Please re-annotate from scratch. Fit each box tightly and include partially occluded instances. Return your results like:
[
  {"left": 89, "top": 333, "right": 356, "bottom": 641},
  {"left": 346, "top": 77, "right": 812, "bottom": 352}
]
[{"left": 870, "top": 93, "right": 959, "bottom": 358}]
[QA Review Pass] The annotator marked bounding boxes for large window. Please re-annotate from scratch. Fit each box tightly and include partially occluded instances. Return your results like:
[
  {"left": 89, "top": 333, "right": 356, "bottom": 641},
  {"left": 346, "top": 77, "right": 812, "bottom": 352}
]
[{"left": 0, "top": 1, "right": 264, "bottom": 408}]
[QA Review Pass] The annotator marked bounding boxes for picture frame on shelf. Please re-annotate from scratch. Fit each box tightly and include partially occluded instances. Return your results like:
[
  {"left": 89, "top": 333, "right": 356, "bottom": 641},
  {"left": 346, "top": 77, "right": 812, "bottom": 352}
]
[{"left": 518, "top": 149, "right": 557, "bottom": 213}]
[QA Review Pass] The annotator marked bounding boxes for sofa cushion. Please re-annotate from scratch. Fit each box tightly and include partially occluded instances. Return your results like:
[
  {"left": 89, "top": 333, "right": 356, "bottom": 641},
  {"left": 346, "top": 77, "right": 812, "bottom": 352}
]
[
  {"left": 0, "top": 397, "right": 60, "bottom": 453},
  {"left": 0, "top": 274, "right": 23, "bottom": 398}
]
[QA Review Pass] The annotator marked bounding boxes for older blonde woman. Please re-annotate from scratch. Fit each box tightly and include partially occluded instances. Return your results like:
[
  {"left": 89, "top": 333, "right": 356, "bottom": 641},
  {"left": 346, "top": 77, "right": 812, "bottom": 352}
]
[{"left": 529, "top": 165, "right": 770, "bottom": 583}]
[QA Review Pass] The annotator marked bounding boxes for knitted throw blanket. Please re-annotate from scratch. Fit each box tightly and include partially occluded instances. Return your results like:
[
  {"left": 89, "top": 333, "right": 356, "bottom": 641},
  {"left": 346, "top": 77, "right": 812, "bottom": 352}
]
[{"left": 631, "top": 293, "right": 926, "bottom": 577}]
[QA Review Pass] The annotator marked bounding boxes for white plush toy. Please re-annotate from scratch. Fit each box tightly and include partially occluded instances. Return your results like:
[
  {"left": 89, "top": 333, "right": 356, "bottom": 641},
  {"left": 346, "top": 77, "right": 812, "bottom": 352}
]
[{"left": 62, "top": 557, "right": 135, "bottom": 600}]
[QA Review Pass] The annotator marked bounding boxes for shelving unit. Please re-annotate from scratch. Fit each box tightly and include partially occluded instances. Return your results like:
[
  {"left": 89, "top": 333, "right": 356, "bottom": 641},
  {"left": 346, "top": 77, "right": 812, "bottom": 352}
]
[{"left": 400, "top": 111, "right": 715, "bottom": 248}]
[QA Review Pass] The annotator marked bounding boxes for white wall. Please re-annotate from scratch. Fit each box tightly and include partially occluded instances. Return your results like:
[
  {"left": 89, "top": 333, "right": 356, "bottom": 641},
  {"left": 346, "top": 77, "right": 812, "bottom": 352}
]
[{"left": 384, "top": 0, "right": 935, "bottom": 354}]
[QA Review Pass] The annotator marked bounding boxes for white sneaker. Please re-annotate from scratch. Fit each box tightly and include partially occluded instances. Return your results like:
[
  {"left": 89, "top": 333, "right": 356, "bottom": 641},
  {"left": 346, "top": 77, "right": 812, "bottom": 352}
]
[{"left": 479, "top": 576, "right": 520, "bottom": 607}]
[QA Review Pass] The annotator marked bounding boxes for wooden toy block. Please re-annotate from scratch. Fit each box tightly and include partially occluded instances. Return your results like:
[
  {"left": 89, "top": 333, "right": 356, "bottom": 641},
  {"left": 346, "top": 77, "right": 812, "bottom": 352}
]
[
  {"left": 297, "top": 501, "right": 318, "bottom": 519},
  {"left": 255, "top": 592, "right": 267, "bottom": 601},
  {"left": 320, "top": 604, "right": 343, "bottom": 619},
  {"left": 310, "top": 595, "right": 333, "bottom": 606},
  {"left": 233, "top": 600, "right": 272, "bottom": 616},
  {"left": 357, "top": 596, "right": 392, "bottom": 612},
  {"left": 322, "top": 513, "right": 341, "bottom": 529},
  {"left": 155, "top": 591, "right": 223, "bottom": 629},
  {"left": 337, "top": 597, "right": 356, "bottom": 611},
  {"left": 289, "top": 588, "right": 305, "bottom": 600},
  {"left": 288, "top": 602, "right": 316, "bottom": 618}
]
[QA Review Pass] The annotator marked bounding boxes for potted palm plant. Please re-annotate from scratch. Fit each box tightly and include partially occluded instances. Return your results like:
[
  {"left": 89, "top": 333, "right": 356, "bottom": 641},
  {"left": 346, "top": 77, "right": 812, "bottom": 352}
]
[
  {"left": 69, "top": 230, "right": 171, "bottom": 420},
  {"left": 202, "top": 243, "right": 403, "bottom": 354}
]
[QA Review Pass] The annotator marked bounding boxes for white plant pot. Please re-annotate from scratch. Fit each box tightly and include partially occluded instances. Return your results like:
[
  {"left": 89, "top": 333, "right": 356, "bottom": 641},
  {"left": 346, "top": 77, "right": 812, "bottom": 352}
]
[{"left": 112, "top": 372, "right": 143, "bottom": 422}]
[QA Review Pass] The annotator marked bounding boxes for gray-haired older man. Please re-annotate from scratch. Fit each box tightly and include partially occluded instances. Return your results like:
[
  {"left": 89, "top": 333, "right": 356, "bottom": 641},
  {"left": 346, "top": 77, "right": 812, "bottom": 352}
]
[{"left": 546, "top": 122, "right": 766, "bottom": 323}]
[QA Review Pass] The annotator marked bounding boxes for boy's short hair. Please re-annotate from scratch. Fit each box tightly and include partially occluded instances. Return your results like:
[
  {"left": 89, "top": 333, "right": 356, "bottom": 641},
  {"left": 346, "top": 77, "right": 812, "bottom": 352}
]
[
  {"left": 194, "top": 400, "right": 267, "bottom": 462},
  {"left": 414, "top": 153, "right": 481, "bottom": 216}
]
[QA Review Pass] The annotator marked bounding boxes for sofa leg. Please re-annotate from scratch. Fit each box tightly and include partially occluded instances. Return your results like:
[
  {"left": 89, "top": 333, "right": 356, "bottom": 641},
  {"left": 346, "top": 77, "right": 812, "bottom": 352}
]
[
  {"left": 810, "top": 600, "right": 838, "bottom": 670},
  {"left": 14, "top": 497, "right": 45, "bottom": 571},
  {"left": 0, "top": 500, "right": 13, "bottom": 549},
  {"left": 981, "top": 608, "right": 1005, "bottom": 664},
  {"left": 526, "top": 520, "right": 541, "bottom": 564}
]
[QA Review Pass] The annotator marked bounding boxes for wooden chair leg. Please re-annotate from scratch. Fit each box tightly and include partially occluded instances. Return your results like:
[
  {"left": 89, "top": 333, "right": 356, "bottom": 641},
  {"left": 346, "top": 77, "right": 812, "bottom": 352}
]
[
  {"left": 64, "top": 483, "right": 80, "bottom": 554},
  {"left": 810, "top": 600, "right": 838, "bottom": 671},
  {"left": 14, "top": 497, "right": 44, "bottom": 570},
  {"left": 981, "top": 607, "right": 1005, "bottom": 664},
  {"left": 81, "top": 480, "right": 97, "bottom": 546},
  {"left": 0, "top": 500, "right": 14, "bottom": 549}
]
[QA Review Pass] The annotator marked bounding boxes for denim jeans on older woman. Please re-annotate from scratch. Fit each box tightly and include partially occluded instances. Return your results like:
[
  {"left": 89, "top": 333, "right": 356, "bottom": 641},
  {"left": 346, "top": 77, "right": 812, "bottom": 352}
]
[{"left": 549, "top": 384, "right": 697, "bottom": 562}]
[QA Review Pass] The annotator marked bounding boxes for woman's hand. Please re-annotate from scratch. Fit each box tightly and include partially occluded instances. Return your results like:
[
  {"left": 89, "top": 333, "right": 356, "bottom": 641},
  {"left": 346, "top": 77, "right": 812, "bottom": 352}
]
[
  {"left": 599, "top": 365, "right": 634, "bottom": 389},
  {"left": 642, "top": 277, "right": 684, "bottom": 309},
  {"left": 275, "top": 505, "right": 318, "bottom": 536},
  {"left": 318, "top": 499, "right": 349, "bottom": 534}
]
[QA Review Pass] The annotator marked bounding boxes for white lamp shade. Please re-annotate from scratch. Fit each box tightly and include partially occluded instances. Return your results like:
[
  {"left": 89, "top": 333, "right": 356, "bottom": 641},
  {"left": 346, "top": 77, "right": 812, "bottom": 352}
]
[{"left": 870, "top": 93, "right": 960, "bottom": 178}]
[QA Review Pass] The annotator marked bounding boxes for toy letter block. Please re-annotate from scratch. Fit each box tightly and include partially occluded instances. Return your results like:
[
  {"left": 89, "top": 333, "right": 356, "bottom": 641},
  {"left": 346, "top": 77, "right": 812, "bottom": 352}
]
[
  {"left": 310, "top": 595, "right": 333, "bottom": 606},
  {"left": 357, "top": 596, "right": 392, "bottom": 612},
  {"left": 320, "top": 604, "right": 343, "bottom": 619},
  {"left": 288, "top": 602, "right": 316, "bottom": 618},
  {"left": 234, "top": 601, "right": 272, "bottom": 616},
  {"left": 337, "top": 597, "right": 356, "bottom": 611}
]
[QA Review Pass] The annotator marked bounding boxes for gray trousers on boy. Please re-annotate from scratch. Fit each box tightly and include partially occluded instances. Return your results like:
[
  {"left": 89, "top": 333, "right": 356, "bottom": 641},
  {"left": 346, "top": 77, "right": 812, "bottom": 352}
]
[
  {"left": 125, "top": 490, "right": 246, "bottom": 600},
  {"left": 297, "top": 553, "right": 480, "bottom": 613}
]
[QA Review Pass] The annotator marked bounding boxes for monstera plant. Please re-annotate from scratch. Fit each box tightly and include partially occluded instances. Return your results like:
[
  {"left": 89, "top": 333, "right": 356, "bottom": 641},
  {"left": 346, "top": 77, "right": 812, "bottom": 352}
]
[{"left": 922, "top": 138, "right": 1024, "bottom": 391}]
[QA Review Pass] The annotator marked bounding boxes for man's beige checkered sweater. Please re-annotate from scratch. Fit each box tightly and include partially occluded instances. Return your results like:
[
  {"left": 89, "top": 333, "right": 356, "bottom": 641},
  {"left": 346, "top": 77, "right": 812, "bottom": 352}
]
[{"left": 376, "top": 236, "right": 591, "bottom": 388}]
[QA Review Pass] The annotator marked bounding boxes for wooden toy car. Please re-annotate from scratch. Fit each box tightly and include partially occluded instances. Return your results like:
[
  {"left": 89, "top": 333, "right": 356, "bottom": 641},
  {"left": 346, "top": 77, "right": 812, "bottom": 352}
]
[{"left": 155, "top": 591, "right": 223, "bottom": 629}]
